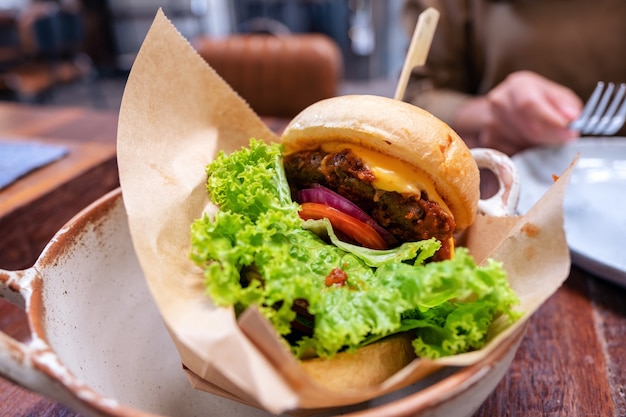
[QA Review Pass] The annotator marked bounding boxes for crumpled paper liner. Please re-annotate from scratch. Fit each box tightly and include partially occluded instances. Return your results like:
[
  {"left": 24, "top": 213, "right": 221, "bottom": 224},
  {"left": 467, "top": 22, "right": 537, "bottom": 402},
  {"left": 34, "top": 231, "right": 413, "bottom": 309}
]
[{"left": 117, "top": 10, "right": 573, "bottom": 415}]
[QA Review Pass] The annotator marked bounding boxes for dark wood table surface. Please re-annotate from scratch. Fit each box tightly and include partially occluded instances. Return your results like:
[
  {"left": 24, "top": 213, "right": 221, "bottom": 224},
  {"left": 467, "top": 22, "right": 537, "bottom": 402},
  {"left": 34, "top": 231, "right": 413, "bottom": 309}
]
[{"left": 1, "top": 102, "right": 625, "bottom": 417}]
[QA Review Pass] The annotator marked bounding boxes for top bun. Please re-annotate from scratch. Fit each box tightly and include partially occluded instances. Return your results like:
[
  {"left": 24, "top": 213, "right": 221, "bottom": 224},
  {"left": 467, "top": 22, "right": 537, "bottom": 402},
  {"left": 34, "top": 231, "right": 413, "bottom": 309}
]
[{"left": 280, "top": 95, "right": 480, "bottom": 231}]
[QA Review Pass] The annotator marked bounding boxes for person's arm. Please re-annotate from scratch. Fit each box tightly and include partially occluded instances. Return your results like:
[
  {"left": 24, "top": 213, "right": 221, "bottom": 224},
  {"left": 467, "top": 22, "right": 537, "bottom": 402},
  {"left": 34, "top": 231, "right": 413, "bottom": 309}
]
[{"left": 401, "top": 1, "right": 583, "bottom": 155}]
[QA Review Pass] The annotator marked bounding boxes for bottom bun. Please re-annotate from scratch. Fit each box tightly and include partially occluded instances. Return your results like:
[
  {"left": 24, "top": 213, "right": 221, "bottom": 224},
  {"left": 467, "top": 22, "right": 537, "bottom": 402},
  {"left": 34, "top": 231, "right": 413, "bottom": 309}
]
[{"left": 299, "top": 332, "right": 417, "bottom": 391}]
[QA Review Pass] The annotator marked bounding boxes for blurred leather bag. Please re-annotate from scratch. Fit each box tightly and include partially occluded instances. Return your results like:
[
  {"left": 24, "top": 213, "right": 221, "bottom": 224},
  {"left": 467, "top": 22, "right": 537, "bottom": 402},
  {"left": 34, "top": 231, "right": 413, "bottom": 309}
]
[{"left": 193, "top": 33, "right": 342, "bottom": 118}]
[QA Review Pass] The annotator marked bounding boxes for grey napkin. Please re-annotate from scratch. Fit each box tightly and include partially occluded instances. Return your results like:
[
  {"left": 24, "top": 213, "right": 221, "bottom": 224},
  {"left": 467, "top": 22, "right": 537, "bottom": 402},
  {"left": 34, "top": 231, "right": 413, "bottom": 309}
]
[{"left": 0, "top": 139, "right": 68, "bottom": 190}]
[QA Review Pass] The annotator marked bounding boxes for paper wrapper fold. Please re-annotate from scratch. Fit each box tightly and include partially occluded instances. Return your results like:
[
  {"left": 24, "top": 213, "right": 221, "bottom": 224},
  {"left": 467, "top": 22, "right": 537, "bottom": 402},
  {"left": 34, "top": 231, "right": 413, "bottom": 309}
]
[{"left": 117, "top": 10, "right": 573, "bottom": 415}]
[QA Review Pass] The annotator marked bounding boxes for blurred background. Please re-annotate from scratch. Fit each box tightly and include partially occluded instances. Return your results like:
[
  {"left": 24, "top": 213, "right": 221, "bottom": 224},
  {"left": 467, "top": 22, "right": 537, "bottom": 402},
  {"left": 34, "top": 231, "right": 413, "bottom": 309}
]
[{"left": 0, "top": 0, "right": 410, "bottom": 113}]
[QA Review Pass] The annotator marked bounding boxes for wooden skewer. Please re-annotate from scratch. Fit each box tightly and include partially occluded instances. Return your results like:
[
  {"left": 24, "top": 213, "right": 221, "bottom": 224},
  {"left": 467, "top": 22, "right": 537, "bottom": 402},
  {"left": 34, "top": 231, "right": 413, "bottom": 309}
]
[{"left": 393, "top": 7, "right": 440, "bottom": 101}]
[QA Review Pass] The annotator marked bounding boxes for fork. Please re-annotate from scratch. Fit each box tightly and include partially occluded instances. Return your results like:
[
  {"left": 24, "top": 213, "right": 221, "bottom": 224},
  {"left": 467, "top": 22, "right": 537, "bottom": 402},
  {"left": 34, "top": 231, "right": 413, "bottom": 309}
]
[{"left": 569, "top": 82, "right": 626, "bottom": 136}]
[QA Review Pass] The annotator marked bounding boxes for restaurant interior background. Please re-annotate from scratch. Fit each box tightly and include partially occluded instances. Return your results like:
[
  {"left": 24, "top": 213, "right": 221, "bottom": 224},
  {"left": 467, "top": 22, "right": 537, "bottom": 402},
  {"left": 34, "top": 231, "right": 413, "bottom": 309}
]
[{"left": 0, "top": 0, "right": 409, "bottom": 112}]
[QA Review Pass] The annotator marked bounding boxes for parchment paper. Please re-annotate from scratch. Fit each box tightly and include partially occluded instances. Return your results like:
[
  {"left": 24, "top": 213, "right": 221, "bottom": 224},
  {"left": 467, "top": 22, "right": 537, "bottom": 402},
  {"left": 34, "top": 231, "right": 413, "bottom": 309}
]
[{"left": 117, "top": 10, "right": 573, "bottom": 414}]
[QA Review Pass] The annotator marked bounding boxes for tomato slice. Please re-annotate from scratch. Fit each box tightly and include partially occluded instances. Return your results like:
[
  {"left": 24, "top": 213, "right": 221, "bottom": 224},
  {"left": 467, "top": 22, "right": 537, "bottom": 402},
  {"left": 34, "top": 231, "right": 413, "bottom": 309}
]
[{"left": 299, "top": 202, "right": 388, "bottom": 250}]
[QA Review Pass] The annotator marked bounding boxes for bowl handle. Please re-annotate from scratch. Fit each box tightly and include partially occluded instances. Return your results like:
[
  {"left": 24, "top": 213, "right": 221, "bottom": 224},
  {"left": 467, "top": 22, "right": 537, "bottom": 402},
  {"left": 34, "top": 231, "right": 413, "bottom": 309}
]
[
  {"left": 0, "top": 268, "right": 68, "bottom": 403},
  {"left": 471, "top": 148, "right": 520, "bottom": 217}
]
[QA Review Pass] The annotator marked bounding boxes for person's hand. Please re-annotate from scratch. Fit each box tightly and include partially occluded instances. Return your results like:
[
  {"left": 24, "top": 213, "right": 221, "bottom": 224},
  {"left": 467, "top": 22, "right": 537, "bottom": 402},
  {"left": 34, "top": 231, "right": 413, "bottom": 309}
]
[{"left": 453, "top": 71, "right": 583, "bottom": 155}]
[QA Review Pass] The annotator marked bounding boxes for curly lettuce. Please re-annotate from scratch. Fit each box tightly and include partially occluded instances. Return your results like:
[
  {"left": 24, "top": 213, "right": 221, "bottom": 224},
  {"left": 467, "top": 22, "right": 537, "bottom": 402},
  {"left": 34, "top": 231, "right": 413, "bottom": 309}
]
[{"left": 190, "top": 139, "right": 521, "bottom": 359}]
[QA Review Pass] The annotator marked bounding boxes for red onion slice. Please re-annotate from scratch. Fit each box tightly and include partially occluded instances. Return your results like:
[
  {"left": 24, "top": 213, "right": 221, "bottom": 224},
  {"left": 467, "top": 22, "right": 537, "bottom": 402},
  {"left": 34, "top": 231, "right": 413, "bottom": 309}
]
[{"left": 296, "top": 184, "right": 398, "bottom": 246}]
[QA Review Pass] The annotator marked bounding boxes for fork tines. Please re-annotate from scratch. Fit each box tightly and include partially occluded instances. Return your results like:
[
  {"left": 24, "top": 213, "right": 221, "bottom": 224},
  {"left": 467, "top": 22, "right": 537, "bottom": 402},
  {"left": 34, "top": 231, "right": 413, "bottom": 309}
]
[{"left": 570, "top": 81, "right": 626, "bottom": 136}]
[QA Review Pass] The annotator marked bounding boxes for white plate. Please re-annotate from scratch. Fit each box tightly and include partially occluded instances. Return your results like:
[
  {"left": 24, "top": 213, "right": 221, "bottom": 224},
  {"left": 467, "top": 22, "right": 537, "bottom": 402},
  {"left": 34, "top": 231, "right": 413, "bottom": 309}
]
[{"left": 513, "top": 138, "right": 626, "bottom": 287}]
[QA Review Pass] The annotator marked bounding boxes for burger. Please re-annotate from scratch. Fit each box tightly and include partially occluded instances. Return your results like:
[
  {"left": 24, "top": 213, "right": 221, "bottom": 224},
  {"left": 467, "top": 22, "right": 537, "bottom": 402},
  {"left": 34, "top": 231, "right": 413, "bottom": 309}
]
[
  {"left": 190, "top": 95, "right": 520, "bottom": 391},
  {"left": 281, "top": 94, "right": 480, "bottom": 261}
]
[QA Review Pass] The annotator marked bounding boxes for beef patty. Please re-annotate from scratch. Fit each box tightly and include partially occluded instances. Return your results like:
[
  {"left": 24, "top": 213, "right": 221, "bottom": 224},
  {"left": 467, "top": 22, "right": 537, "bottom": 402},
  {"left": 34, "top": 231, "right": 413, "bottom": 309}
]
[{"left": 283, "top": 147, "right": 455, "bottom": 260}]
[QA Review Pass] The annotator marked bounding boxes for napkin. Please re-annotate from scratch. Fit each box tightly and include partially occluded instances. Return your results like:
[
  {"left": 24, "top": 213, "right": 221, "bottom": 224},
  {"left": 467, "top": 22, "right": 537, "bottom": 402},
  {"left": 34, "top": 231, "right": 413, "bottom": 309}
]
[{"left": 0, "top": 139, "right": 68, "bottom": 190}]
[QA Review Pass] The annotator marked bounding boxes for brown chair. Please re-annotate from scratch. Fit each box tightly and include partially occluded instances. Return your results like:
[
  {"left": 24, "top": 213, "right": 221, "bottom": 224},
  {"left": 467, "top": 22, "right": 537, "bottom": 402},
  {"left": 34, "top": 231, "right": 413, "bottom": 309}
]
[{"left": 192, "top": 33, "right": 342, "bottom": 119}]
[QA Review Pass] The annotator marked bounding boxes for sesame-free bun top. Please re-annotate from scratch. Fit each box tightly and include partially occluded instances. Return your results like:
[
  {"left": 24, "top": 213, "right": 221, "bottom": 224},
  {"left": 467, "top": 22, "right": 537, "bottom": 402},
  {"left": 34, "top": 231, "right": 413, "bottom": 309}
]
[{"left": 280, "top": 95, "right": 480, "bottom": 231}]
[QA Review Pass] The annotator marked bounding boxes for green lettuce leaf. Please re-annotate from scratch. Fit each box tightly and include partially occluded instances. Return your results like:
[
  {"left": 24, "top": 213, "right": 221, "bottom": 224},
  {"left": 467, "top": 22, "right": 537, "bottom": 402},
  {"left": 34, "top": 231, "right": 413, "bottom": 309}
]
[
  {"left": 301, "top": 217, "right": 440, "bottom": 267},
  {"left": 190, "top": 139, "right": 521, "bottom": 359}
]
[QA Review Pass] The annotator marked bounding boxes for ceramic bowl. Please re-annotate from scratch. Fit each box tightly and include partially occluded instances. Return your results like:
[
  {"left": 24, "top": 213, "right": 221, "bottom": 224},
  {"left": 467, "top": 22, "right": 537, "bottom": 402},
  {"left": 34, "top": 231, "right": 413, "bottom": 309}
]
[{"left": 0, "top": 188, "right": 525, "bottom": 417}]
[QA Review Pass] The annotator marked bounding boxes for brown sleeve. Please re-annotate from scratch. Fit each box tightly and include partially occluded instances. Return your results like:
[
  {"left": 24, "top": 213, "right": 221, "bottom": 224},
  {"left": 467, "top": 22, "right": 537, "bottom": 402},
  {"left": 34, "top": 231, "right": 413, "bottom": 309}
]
[
  {"left": 401, "top": 0, "right": 475, "bottom": 125},
  {"left": 402, "top": 0, "right": 626, "bottom": 127}
]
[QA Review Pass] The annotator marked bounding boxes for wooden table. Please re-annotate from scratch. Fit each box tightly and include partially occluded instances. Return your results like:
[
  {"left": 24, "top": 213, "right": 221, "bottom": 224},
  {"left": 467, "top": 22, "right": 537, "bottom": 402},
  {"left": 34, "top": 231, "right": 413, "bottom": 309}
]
[
  {"left": 0, "top": 102, "right": 119, "bottom": 271},
  {"left": 1, "top": 103, "right": 625, "bottom": 416}
]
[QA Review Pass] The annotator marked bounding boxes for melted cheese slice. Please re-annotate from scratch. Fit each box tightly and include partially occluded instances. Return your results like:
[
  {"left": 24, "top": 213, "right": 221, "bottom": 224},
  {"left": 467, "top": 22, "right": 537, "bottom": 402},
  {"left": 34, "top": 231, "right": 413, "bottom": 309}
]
[{"left": 320, "top": 143, "right": 452, "bottom": 216}]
